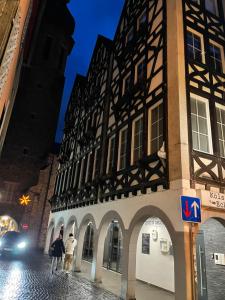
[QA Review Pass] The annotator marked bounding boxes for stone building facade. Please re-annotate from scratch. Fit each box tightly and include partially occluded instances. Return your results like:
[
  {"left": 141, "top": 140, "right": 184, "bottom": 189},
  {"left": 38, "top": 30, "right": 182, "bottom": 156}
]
[
  {"left": 0, "top": 0, "right": 75, "bottom": 232},
  {"left": 46, "top": 0, "right": 225, "bottom": 300},
  {"left": 0, "top": 0, "right": 32, "bottom": 154}
]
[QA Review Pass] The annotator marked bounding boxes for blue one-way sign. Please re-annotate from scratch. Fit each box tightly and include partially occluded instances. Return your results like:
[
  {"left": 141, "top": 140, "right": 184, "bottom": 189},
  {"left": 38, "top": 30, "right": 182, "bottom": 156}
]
[{"left": 181, "top": 196, "right": 201, "bottom": 223}]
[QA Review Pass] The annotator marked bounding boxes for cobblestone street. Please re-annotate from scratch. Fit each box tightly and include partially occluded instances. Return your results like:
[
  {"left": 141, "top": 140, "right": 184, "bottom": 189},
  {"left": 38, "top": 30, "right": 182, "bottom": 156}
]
[{"left": 0, "top": 253, "right": 119, "bottom": 300}]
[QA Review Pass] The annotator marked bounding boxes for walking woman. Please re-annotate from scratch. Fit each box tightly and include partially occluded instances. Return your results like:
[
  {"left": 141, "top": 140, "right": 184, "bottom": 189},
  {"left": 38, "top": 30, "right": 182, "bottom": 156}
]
[{"left": 50, "top": 234, "right": 65, "bottom": 274}]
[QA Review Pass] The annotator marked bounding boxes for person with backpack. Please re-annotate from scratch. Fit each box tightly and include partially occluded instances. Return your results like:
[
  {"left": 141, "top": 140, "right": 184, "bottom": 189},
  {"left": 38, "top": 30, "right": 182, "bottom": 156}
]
[
  {"left": 63, "top": 233, "right": 77, "bottom": 274},
  {"left": 50, "top": 234, "right": 65, "bottom": 274}
]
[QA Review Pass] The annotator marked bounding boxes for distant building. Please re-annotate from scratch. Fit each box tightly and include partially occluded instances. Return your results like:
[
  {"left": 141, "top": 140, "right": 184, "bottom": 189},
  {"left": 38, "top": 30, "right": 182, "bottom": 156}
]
[
  {"left": 0, "top": 0, "right": 75, "bottom": 234},
  {"left": 0, "top": 0, "right": 32, "bottom": 155},
  {"left": 46, "top": 1, "right": 225, "bottom": 300}
]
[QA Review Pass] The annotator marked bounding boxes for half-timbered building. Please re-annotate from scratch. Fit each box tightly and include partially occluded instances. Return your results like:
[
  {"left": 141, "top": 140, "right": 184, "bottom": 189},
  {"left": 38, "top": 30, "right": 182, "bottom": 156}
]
[{"left": 46, "top": 1, "right": 225, "bottom": 299}]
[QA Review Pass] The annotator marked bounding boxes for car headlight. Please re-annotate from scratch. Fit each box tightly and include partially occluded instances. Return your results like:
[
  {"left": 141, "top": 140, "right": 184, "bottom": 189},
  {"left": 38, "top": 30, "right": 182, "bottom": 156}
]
[{"left": 17, "top": 242, "right": 26, "bottom": 249}]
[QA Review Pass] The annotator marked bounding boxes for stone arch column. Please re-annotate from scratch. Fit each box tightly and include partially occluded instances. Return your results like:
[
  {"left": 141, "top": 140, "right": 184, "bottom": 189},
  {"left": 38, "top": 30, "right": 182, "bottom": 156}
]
[
  {"left": 44, "top": 219, "right": 55, "bottom": 254},
  {"left": 74, "top": 214, "right": 96, "bottom": 272},
  {"left": 120, "top": 205, "right": 188, "bottom": 300},
  {"left": 91, "top": 211, "right": 126, "bottom": 283}
]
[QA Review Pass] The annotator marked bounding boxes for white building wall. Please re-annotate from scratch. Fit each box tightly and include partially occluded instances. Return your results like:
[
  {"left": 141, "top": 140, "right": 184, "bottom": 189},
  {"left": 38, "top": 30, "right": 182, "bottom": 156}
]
[{"left": 136, "top": 217, "right": 174, "bottom": 292}]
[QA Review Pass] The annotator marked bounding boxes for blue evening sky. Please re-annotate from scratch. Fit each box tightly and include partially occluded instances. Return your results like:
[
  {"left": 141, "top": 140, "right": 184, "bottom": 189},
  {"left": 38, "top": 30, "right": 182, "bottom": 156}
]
[{"left": 55, "top": 0, "right": 125, "bottom": 142}]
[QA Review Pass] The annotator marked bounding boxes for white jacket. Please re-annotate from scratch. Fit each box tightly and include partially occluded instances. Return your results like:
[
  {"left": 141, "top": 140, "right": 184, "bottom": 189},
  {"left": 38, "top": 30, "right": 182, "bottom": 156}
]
[{"left": 65, "top": 237, "right": 77, "bottom": 255}]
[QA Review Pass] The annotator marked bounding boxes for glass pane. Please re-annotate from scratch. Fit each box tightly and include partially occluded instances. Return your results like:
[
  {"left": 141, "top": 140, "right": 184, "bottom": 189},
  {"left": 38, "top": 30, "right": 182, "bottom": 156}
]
[
  {"left": 197, "top": 101, "right": 206, "bottom": 117},
  {"left": 216, "top": 107, "right": 221, "bottom": 122},
  {"left": 199, "top": 134, "right": 209, "bottom": 152},
  {"left": 222, "top": 125, "right": 225, "bottom": 140},
  {"left": 218, "top": 125, "right": 223, "bottom": 139},
  {"left": 159, "top": 104, "right": 163, "bottom": 118},
  {"left": 151, "top": 139, "right": 158, "bottom": 153},
  {"left": 191, "top": 115, "right": 198, "bottom": 132},
  {"left": 199, "top": 117, "right": 208, "bottom": 134},
  {"left": 191, "top": 98, "right": 197, "bottom": 114},
  {"left": 205, "top": 0, "right": 218, "bottom": 15},
  {"left": 192, "top": 131, "right": 199, "bottom": 150},
  {"left": 159, "top": 119, "right": 163, "bottom": 135},
  {"left": 151, "top": 123, "right": 157, "bottom": 139},
  {"left": 152, "top": 107, "right": 158, "bottom": 123},
  {"left": 219, "top": 140, "right": 225, "bottom": 157},
  {"left": 221, "top": 109, "right": 225, "bottom": 124}
]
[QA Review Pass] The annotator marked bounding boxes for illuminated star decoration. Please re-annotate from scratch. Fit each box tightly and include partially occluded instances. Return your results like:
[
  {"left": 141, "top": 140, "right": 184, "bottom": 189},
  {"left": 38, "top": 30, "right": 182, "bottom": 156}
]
[{"left": 19, "top": 195, "right": 31, "bottom": 206}]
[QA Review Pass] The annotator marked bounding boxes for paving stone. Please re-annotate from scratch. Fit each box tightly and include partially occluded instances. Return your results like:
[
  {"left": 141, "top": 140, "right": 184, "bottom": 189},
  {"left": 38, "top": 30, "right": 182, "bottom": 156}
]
[{"left": 0, "top": 253, "right": 120, "bottom": 300}]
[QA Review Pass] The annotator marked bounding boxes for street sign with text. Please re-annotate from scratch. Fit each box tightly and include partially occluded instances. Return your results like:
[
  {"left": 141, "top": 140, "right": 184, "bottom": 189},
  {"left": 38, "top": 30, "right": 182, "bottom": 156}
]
[{"left": 181, "top": 196, "right": 201, "bottom": 223}]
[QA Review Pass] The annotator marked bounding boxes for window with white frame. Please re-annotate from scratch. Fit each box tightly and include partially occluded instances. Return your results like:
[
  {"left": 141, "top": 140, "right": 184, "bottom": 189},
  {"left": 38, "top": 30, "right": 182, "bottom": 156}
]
[
  {"left": 187, "top": 31, "right": 203, "bottom": 64},
  {"left": 132, "top": 116, "right": 143, "bottom": 164},
  {"left": 135, "top": 58, "right": 145, "bottom": 84},
  {"left": 209, "top": 43, "right": 223, "bottom": 73},
  {"left": 107, "top": 136, "right": 116, "bottom": 173},
  {"left": 205, "top": 0, "right": 218, "bottom": 15},
  {"left": 118, "top": 127, "right": 128, "bottom": 170},
  {"left": 123, "top": 73, "right": 132, "bottom": 95},
  {"left": 190, "top": 96, "right": 213, "bottom": 153},
  {"left": 216, "top": 104, "right": 225, "bottom": 157},
  {"left": 148, "top": 102, "right": 164, "bottom": 154},
  {"left": 137, "top": 10, "right": 147, "bottom": 30}
]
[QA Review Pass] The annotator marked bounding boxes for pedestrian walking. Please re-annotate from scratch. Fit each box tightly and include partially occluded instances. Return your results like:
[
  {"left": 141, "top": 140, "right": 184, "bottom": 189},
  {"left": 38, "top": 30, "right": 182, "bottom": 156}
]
[
  {"left": 50, "top": 234, "right": 65, "bottom": 274},
  {"left": 63, "top": 233, "right": 77, "bottom": 274}
]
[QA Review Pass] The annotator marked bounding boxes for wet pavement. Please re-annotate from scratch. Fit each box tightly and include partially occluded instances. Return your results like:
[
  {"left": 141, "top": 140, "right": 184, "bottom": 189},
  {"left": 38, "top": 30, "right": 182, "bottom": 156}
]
[{"left": 0, "top": 253, "right": 119, "bottom": 300}]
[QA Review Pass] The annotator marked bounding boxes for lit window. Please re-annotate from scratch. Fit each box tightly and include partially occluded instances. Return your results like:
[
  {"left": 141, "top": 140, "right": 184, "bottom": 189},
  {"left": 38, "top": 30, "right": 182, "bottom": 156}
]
[
  {"left": 187, "top": 31, "right": 203, "bottom": 63},
  {"left": 132, "top": 116, "right": 143, "bottom": 164},
  {"left": 126, "top": 27, "right": 134, "bottom": 44},
  {"left": 190, "top": 96, "right": 212, "bottom": 154},
  {"left": 123, "top": 73, "right": 132, "bottom": 95},
  {"left": 107, "top": 136, "right": 116, "bottom": 173},
  {"left": 136, "top": 59, "right": 145, "bottom": 84},
  {"left": 216, "top": 104, "right": 225, "bottom": 157},
  {"left": 209, "top": 43, "right": 223, "bottom": 73},
  {"left": 205, "top": 0, "right": 218, "bottom": 15},
  {"left": 118, "top": 128, "right": 128, "bottom": 170},
  {"left": 149, "top": 102, "right": 164, "bottom": 154}
]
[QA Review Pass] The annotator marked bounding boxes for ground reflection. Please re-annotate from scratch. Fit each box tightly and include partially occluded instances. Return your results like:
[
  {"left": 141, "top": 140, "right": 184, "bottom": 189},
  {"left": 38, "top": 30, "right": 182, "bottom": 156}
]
[{"left": 2, "top": 261, "right": 23, "bottom": 300}]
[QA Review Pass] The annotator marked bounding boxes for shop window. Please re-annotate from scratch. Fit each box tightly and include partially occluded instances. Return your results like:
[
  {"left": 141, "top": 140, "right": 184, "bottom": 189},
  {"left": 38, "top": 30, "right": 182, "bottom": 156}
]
[
  {"left": 103, "top": 221, "right": 123, "bottom": 273},
  {"left": 118, "top": 127, "right": 128, "bottom": 170},
  {"left": 187, "top": 31, "right": 203, "bottom": 64},
  {"left": 148, "top": 101, "right": 164, "bottom": 154},
  {"left": 209, "top": 43, "right": 223, "bottom": 73},
  {"left": 131, "top": 116, "right": 143, "bottom": 164},
  {"left": 190, "top": 95, "right": 213, "bottom": 154},
  {"left": 216, "top": 104, "right": 225, "bottom": 157},
  {"left": 82, "top": 224, "right": 94, "bottom": 262},
  {"left": 107, "top": 136, "right": 116, "bottom": 174},
  {"left": 205, "top": 0, "right": 218, "bottom": 15}
]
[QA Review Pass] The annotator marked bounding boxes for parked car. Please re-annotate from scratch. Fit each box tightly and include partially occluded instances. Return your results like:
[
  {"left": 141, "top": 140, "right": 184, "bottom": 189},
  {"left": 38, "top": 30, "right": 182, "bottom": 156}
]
[{"left": 0, "top": 231, "right": 28, "bottom": 256}]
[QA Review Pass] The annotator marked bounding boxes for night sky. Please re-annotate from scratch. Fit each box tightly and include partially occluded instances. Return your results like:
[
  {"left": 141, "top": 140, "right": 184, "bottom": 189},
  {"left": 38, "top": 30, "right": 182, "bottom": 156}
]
[{"left": 55, "top": 0, "right": 125, "bottom": 142}]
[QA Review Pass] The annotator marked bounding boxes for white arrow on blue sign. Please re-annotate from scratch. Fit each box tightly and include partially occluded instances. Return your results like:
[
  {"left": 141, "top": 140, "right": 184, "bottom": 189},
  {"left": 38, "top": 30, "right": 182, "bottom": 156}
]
[{"left": 181, "top": 196, "right": 201, "bottom": 223}]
